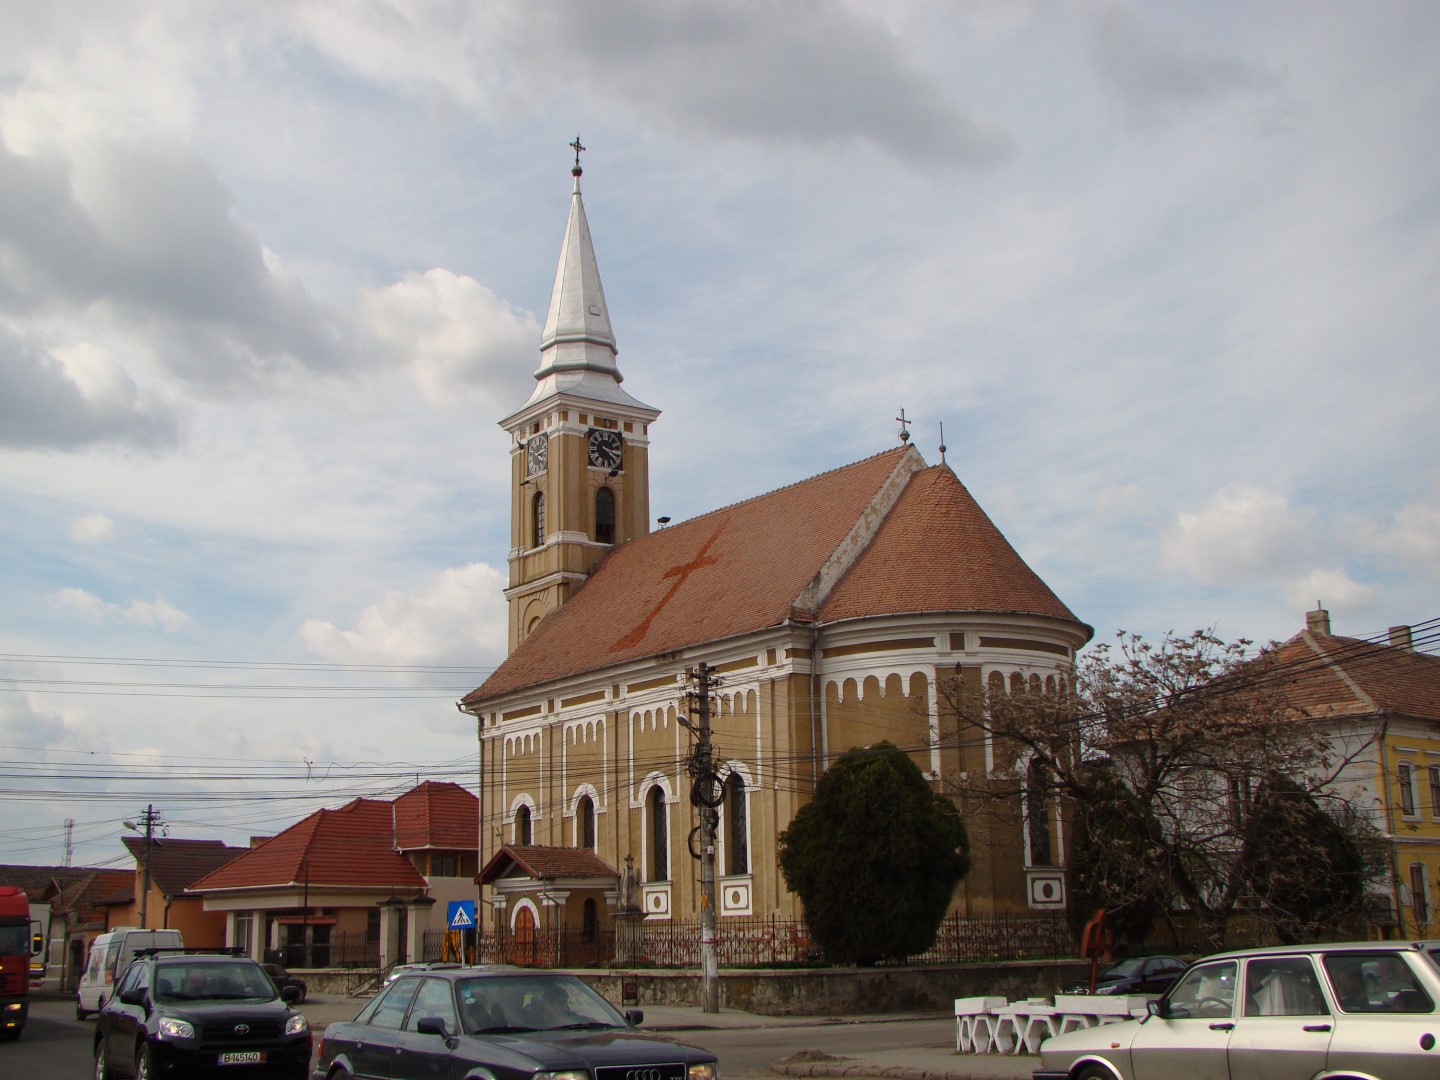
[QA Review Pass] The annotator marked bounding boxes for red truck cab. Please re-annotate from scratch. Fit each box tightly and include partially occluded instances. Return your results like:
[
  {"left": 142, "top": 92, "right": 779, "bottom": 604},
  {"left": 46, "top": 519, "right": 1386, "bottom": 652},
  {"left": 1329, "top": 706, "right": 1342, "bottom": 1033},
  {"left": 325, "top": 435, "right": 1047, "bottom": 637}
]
[{"left": 0, "top": 886, "right": 31, "bottom": 1039}]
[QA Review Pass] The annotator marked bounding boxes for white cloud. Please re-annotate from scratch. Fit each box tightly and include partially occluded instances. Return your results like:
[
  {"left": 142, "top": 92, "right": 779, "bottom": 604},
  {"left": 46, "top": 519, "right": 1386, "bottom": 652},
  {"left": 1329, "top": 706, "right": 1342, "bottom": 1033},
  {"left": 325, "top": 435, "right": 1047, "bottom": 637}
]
[
  {"left": 53, "top": 587, "right": 193, "bottom": 631},
  {"left": 1084, "top": 2, "right": 1274, "bottom": 123},
  {"left": 1160, "top": 485, "right": 1315, "bottom": 585},
  {"left": 1283, "top": 570, "right": 1374, "bottom": 620},
  {"left": 300, "top": 563, "right": 507, "bottom": 668},
  {"left": 1362, "top": 488, "right": 1440, "bottom": 578},
  {"left": 69, "top": 513, "right": 119, "bottom": 544},
  {"left": 359, "top": 269, "right": 538, "bottom": 412}
]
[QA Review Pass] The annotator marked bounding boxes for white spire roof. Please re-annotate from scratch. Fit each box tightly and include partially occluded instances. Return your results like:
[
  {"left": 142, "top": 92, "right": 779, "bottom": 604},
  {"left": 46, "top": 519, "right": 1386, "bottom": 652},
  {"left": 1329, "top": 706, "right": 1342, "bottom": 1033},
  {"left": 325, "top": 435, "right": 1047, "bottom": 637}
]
[{"left": 513, "top": 152, "right": 657, "bottom": 419}]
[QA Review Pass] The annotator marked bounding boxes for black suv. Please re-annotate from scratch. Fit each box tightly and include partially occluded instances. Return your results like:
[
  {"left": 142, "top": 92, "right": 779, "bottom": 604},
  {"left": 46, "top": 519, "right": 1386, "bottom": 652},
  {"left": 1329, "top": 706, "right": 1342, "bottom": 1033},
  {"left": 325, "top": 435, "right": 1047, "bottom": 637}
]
[{"left": 94, "top": 949, "right": 311, "bottom": 1079}]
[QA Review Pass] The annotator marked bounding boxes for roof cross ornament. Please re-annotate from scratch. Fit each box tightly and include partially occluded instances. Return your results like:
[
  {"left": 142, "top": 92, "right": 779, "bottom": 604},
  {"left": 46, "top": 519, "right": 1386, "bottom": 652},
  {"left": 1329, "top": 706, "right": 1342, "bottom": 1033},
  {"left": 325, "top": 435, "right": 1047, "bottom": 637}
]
[
  {"left": 570, "top": 134, "right": 586, "bottom": 177},
  {"left": 896, "top": 408, "right": 911, "bottom": 444}
]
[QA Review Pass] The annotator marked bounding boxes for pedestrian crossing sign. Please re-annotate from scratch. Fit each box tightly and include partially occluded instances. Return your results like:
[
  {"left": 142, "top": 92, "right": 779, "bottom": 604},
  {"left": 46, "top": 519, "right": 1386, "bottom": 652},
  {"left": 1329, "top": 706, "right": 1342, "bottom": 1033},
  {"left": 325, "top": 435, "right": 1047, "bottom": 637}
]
[{"left": 447, "top": 900, "right": 476, "bottom": 929}]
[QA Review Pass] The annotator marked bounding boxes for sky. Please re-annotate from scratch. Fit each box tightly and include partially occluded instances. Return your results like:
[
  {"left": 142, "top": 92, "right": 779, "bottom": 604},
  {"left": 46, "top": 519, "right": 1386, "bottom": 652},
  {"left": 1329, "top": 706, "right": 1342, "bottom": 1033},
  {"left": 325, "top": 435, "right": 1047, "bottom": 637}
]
[{"left": 2, "top": 1, "right": 1438, "bottom": 869}]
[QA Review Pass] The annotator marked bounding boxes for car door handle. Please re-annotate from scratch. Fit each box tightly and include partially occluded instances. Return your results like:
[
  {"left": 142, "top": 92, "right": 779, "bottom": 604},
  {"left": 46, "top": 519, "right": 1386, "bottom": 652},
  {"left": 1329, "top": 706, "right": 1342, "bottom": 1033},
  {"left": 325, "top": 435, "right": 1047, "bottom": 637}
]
[
  {"left": 1209, "top": 1022, "right": 1234, "bottom": 1031},
  {"left": 1303, "top": 1024, "right": 1332, "bottom": 1032}
]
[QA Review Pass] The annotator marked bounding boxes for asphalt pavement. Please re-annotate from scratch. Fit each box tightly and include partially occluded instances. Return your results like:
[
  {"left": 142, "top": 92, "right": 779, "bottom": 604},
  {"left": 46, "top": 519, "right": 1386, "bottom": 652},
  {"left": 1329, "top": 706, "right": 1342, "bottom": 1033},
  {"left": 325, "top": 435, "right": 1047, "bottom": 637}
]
[{"left": 297, "top": 997, "right": 1040, "bottom": 1080}]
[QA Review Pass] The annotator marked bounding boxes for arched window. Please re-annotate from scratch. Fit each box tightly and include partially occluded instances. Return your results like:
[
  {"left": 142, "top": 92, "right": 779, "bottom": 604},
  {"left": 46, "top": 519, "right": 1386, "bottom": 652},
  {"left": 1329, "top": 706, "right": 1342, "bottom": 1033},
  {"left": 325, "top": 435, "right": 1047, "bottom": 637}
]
[
  {"left": 1025, "top": 758, "right": 1051, "bottom": 866},
  {"left": 725, "top": 773, "right": 748, "bottom": 876},
  {"left": 646, "top": 785, "right": 668, "bottom": 881},
  {"left": 576, "top": 795, "right": 595, "bottom": 850},
  {"left": 515, "top": 804, "right": 532, "bottom": 846},
  {"left": 595, "top": 487, "right": 615, "bottom": 545},
  {"left": 531, "top": 492, "right": 546, "bottom": 548}
]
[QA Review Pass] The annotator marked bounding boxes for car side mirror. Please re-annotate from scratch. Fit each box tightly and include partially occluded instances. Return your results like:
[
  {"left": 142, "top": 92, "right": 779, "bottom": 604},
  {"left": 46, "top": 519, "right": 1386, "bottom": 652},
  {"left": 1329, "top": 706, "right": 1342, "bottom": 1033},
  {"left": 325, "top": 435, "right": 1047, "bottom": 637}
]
[
  {"left": 281, "top": 985, "right": 301, "bottom": 1004},
  {"left": 120, "top": 988, "right": 147, "bottom": 1007},
  {"left": 416, "top": 1016, "right": 450, "bottom": 1039},
  {"left": 624, "top": 1009, "right": 644, "bottom": 1027},
  {"left": 1147, "top": 999, "right": 1168, "bottom": 1020}
]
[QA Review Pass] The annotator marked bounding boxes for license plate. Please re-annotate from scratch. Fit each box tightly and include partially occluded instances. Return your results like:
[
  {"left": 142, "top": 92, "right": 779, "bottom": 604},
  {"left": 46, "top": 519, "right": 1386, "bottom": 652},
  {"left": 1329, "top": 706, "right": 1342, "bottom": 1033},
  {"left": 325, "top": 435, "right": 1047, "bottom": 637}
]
[{"left": 219, "top": 1051, "right": 265, "bottom": 1065}]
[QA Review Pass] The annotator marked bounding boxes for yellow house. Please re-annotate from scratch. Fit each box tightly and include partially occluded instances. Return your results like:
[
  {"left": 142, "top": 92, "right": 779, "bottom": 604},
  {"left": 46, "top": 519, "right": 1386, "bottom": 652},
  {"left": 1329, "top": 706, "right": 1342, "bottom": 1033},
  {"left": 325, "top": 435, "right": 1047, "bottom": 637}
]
[{"left": 1279, "top": 609, "right": 1440, "bottom": 937}]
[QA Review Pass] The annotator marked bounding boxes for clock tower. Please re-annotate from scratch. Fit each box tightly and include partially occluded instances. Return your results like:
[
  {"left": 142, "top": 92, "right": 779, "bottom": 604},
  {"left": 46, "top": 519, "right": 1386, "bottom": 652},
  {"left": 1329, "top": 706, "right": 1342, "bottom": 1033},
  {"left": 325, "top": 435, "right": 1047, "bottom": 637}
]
[{"left": 499, "top": 147, "right": 660, "bottom": 652}]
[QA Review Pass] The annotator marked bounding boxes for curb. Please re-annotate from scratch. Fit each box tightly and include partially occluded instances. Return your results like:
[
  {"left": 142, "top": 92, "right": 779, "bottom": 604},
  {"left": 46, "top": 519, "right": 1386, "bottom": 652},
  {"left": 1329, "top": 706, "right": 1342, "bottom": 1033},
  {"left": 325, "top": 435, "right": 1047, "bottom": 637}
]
[{"left": 770, "top": 1058, "right": 1005, "bottom": 1080}]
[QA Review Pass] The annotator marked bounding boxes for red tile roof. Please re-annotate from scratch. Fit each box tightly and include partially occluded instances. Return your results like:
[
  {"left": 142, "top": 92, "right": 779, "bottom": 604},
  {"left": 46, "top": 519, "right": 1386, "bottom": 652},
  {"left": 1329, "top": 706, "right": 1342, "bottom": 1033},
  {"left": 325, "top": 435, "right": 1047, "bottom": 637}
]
[
  {"left": 819, "top": 465, "right": 1082, "bottom": 624},
  {"left": 1274, "top": 629, "right": 1440, "bottom": 721},
  {"left": 466, "top": 448, "right": 1085, "bottom": 704},
  {"left": 394, "top": 781, "right": 479, "bottom": 851},
  {"left": 476, "top": 845, "right": 618, "bottom": 886},
  {"left": 189, "top": 798, "right": 427, "bottom": 893},
  {"left": 120, "top": 837, "right": 248, "bottom": 897}
]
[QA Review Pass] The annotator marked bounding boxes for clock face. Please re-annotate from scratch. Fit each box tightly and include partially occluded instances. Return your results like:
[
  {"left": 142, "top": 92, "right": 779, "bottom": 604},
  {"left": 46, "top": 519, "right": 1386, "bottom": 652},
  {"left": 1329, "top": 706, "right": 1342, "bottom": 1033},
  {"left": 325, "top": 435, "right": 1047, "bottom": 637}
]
[
  {"left": 587, "top": 428, "right": 623, "bottom": 470},
  {"left": 525, "top": 435, "right": 548, "bottom": 476}
]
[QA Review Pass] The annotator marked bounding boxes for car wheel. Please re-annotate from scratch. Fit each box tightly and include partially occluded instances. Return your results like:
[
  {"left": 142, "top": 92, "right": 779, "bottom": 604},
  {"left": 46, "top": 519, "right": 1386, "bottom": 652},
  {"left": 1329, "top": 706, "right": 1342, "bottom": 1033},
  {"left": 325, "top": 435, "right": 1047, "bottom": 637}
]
[
  {"left": 77, "top": 1002, "right": 89, "bottom": 1020},
  {"left": 1074, "top": 1066, "right": 1119, "bottom": 1080},
  {"left": 135, "top": 1043, "right": 154, "bottom": 1080},
  {"left": 297, "top": 987, "right": 306, "bottom": 1003},
  {"left": 93, "top": 1041, "right": 108, "bottom": 1080}
]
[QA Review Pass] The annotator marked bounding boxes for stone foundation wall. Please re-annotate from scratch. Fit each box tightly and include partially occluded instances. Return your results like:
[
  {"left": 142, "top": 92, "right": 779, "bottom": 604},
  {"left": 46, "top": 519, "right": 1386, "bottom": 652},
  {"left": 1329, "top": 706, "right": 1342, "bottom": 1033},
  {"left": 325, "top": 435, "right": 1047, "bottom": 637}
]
[{"left": 581, "top": 960, "right": 1093, "bottom": 1016}]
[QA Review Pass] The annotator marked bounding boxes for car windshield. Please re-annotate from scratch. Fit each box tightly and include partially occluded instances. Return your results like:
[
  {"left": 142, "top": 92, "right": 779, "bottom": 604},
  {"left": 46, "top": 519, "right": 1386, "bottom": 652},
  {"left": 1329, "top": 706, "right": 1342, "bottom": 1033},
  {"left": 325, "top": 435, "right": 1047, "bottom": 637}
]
[
  {"left": 1101, "top": 957, "right": 1146, "bottom": 978},
  {"left": 155, "top": 962, "right": 274, "bottom": 1002},
  {"left": 456, "top": 974, "right": 627, "bottom": 1033}
]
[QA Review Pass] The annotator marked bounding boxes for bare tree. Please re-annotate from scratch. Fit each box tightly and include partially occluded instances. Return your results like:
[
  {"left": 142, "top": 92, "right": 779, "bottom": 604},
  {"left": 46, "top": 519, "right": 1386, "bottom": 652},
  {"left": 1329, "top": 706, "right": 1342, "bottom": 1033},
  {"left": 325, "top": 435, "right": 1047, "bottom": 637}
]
[{"left": 938, "top": 630, "right": 1382, "bottom": 950}]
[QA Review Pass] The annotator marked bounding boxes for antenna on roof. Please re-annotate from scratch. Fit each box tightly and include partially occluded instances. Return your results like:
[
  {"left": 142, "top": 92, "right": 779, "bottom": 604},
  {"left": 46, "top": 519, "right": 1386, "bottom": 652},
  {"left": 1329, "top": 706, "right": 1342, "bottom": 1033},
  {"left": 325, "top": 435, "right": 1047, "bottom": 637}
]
[
  {"left": 896, "top": 408, "right": 911, "bottom": 444},
  {"left": 938, "top": 421, "right": 947, "bottom": 465}
]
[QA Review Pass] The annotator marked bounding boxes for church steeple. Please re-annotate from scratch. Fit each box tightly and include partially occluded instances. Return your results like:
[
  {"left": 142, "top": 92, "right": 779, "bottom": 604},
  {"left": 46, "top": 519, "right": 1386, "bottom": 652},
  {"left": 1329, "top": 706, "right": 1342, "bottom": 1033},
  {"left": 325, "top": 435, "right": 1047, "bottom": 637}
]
[{"left": 499, "top": 143, "right": 660, "bottom": 653}]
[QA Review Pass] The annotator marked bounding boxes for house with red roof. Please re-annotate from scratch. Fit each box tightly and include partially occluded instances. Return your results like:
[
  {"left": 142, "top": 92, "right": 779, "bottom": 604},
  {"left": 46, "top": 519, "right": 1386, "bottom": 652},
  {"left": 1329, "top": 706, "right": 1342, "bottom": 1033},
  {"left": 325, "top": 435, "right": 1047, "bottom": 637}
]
[
  {"left": 189, "top": 781, "right": 477, "bottom": 969},
  {"left": 106, "top": 837, "right": 248, "bottom": 947},
  {"left": 458, "top": 160, "right": 1093, "bottom": 944},
  {"left": 1276, "top": 608, "right": 1440, "bottom": 937}
]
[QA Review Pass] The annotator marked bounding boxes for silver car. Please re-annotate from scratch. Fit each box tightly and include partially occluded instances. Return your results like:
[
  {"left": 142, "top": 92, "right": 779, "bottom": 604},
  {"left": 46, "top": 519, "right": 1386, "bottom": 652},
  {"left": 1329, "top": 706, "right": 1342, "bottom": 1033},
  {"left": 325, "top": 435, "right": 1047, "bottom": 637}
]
[{"left": 1034, "top": 941, "right": 1440, "bottom": 1080}]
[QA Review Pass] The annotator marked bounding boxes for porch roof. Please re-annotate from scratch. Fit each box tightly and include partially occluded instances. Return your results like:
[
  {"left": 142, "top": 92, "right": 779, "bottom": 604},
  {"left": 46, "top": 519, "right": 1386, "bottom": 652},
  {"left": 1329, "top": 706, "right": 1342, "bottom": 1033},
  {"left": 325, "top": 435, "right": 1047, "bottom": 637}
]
[{"left": 476, "top": 845, "right": 618, "bottom": 886}]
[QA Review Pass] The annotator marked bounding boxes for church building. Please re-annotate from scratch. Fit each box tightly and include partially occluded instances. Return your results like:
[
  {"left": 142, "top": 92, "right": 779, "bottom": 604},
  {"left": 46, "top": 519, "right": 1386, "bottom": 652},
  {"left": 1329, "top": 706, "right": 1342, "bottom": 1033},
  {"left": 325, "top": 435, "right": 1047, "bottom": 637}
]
[{"left": 459, "top": 153, "right": 1092, "bottom": 947}]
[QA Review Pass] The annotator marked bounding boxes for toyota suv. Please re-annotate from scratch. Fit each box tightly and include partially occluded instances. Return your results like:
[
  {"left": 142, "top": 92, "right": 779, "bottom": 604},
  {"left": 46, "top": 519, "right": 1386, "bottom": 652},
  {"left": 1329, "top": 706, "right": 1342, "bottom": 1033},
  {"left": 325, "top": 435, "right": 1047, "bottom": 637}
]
[{"left": 94, "top": 949, "right": 311, "bottom": 1079}]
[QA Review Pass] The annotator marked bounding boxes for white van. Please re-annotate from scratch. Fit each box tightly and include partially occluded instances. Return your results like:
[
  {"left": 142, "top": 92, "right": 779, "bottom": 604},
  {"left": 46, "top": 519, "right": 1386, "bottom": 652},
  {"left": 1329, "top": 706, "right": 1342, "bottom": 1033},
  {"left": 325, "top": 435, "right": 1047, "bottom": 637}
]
[{"left": 75, "top": 927, "right": 183, "bottom": 1018}]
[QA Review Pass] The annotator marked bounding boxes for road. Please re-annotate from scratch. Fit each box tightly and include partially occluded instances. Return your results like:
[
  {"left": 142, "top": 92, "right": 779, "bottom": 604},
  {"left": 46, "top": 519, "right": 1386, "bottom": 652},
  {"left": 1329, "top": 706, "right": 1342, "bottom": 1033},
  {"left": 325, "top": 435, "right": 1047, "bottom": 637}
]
[
  {"left": 0, "top": 999, "right": 957, "bottom": 1080},
  {"left": 672, "top": 1016, "right": 956, "bottom": 1077}
]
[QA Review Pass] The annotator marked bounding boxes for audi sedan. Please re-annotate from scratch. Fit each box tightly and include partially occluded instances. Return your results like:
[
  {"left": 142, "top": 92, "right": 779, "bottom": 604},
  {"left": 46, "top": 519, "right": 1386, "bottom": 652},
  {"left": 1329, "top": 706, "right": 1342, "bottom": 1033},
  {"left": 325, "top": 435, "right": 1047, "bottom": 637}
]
[
  {"left": 1034, "top": 941, "right": 1440, "bottom": 1080},
  {"left": 313, "top": 968, "right": 718, "bottom": 1080}
]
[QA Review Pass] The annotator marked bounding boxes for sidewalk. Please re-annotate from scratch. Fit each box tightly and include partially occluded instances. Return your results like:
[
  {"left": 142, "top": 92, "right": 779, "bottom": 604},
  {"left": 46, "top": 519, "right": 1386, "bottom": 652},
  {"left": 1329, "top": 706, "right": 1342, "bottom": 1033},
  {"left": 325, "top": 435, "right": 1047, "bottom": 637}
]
[{"left": 297, "top": 998, "right": 1040, "bottom": 1080}]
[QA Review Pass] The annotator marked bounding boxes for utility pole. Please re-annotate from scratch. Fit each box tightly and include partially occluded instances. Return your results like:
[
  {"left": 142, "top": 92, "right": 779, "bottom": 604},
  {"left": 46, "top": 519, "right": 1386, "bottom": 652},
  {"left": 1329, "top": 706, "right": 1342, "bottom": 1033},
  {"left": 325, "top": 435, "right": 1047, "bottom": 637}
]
[
  {"left": 684, "top": 663, "right": 723, "bottom": 1013},
  {"left": 124, "top": 805, "right": 163, "bottom": 929}
]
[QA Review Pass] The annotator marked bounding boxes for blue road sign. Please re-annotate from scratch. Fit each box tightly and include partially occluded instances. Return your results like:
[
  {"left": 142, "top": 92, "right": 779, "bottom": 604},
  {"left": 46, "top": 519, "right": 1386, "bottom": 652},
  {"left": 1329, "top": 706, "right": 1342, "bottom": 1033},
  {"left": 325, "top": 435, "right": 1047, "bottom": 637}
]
[{"left": 447, "top": 900, "right": 476, "bottom": 930}]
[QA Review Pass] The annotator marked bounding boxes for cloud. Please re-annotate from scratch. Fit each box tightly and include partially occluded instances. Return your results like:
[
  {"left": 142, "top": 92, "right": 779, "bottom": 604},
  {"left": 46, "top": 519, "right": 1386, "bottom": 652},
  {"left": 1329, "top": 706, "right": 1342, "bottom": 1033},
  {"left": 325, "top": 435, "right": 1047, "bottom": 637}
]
[
  {"left": 0, "top": 135, "right": 350, "bottom": 389},
  {"left": 1160, "top": 485, "right": 1314, "bottom": 584},
  {"left": 300, "top": 563, "right": 507, "bottom": 667},
  {"left": 0, "top": 327, "right": 179, "bottom": 450},
  {"left": 1084, "top": 2, "right": 1272, "bottom": 122},
  {"left": 1360, "top": 487, "right": 1440, "bottom": 578},
  {"left": 69, "top": 513, "right": 119, "bottom": 544},
  {"left": 358, "top": 269, "right": 539, "bottom": 412},
  {"left": 294, "top": 0, "right": 1013, "bottom": 169},
  {"left": 1283, "top": 569, "right": 1374, "bottom": 619},
  {"left": 53, "top": 587, "right": 194, "bottom": 631}
]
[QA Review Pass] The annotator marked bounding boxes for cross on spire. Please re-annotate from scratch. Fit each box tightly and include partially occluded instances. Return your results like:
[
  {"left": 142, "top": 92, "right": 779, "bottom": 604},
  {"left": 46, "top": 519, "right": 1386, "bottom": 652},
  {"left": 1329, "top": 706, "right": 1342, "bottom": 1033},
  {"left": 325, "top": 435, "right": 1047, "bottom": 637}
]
[
  {"left": 570, "top": 135, "right": 586, "bottom": 176},
  {"left": 896, "top": 408, "right": 911, "bottom": 444}
]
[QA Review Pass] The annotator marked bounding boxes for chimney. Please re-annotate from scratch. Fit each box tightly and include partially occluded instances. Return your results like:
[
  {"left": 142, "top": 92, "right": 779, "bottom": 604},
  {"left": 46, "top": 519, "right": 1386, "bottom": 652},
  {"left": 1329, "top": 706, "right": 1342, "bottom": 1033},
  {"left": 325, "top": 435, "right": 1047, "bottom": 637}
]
[
  {"left": 1306, "top": 607, "right": 1331, "bottom": 635},
  {"left": 1389, "top": 625, "right": 1414, "bottom": 651}
]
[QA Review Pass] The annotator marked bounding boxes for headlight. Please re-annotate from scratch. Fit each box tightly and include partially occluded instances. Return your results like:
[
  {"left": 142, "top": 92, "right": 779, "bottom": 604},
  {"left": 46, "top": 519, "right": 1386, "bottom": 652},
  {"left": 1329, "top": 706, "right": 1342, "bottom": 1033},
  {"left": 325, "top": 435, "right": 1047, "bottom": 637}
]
[
  {"left": 1094, "top": 985, "right": 1118, "bottom": 995},
  {"left": 689, "top": 1063, "right": 718, "bottom": 1080},
  {"left": 285, "top": 1013, "right": 310, "bottom": 1036},
  {"left": 534, "top": 1072, "right": 587, "bottom": 1080},
  {"left": 157, "top": 1017, "right": 195, "bottom": 1039}
]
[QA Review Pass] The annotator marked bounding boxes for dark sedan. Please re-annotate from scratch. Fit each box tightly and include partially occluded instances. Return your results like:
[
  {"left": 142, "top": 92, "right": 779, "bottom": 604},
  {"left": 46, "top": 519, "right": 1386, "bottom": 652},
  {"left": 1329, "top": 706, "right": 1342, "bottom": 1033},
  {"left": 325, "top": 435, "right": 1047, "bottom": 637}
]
[
  {"left": 313, "top": 968, "right": 718, "bottom": 1080},
  {"left": 1063, "top": 953, "right": 1189, "bottom": 995},
  {"left": 264, "top": 963, "right": 308, "bottom": 1004}
]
